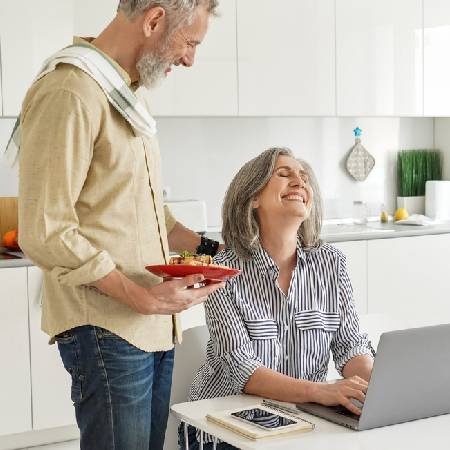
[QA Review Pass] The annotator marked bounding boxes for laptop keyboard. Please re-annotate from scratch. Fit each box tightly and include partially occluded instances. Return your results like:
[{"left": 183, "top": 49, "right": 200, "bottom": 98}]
[{"left": 331, "top": 405, "right": 360, "bottom": 421}]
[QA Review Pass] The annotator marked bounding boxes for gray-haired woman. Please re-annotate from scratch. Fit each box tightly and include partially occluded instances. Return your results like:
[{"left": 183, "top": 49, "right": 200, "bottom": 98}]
[{"left": 179, "top": 148, "right": 374, "bottom": 450}]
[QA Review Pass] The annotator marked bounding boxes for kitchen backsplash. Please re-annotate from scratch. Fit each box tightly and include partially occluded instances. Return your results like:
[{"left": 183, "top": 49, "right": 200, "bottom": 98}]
[
  {"left": 0, "top": 117, "right": 437, "bottom": 227},
  {"left": 156, "top": 117, "right": 435, "bottom": 227}
]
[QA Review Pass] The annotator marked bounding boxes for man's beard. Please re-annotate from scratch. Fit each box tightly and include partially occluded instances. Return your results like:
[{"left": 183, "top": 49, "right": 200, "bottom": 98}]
[{"left": 136, "top": 51, "right": 171, "bottom": 89}]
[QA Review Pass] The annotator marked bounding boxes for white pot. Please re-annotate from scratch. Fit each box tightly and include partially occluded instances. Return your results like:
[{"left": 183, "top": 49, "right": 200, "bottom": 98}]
[{"left": 396, "top": 196, "right": 425, "bottom": 215}]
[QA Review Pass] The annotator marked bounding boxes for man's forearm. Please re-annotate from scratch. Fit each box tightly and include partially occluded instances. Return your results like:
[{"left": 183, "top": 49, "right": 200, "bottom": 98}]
[
  {"left": 92, "top": 269, "right": 145, "bottom": 312},
  {"left": 168, "top": 221, "right": 225, "bottom": 254},
  {"left": 342, "top": 354, "right": 374, "bottom": 381},
  {"left": 167, "top": 221, "right": 201, "bottom": 254}
]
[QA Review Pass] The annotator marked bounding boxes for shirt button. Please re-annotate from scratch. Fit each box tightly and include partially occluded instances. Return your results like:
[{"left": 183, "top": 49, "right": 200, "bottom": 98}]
[{"left": 284, "top": 355, "right": 289, "bottom": 361}]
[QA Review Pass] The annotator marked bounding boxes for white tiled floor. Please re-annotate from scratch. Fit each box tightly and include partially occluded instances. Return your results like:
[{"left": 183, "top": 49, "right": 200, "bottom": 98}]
[{"left": 24, "top": 440, "right": 80, "bottom": 450}]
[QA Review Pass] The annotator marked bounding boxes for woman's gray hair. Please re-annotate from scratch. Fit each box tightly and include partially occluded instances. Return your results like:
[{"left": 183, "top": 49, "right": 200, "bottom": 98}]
[
  {"left": 119, "top": 0, "right": 218, "bottom": 30},
  {"left": 222, "top": 147, "right": 323, "bottom": 259}
]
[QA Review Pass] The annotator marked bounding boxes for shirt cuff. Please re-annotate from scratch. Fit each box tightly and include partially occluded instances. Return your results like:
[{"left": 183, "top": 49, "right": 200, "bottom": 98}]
[
  {"left": 164, "top": 205, "right": 177, "bottom": 235},
  {"left": 334, "top": 343, "right": 375, "bottom": 375},
  {"left": 223, "top": 345, "right": 264, "bottom": 393},
  {"left": 50, "top": 250, "right": 116, "bottom": 287}
]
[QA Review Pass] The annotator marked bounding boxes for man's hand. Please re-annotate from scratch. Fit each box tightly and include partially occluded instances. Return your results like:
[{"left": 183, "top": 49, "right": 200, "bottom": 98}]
[
  {"left": 134, "top": 274, "right": 225, "bottom": 315},
  {"left": 92, "top": 269, "right": 224, "bottom": 315},
  {"left": 308, "top": 376, "right": 368, "bottom": 415}
]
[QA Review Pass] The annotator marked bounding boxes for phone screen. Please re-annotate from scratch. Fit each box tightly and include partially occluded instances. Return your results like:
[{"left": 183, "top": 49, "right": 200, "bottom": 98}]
[{"left": 231, "top": 408, "right": 296, "bottom": 429}]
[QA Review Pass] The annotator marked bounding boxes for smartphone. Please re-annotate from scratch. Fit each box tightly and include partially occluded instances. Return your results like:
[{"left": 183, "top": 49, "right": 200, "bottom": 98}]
[{"left": 230, "top": 408, "right": 296, "bottom": 430}]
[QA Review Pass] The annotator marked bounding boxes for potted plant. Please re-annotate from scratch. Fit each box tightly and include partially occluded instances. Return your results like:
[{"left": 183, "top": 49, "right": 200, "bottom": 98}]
[{"left": 397, "top": 150, "right": 442, "bottom": 214}]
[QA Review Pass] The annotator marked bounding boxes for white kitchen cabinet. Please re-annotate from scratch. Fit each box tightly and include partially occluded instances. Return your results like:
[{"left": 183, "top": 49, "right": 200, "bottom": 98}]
[
  {"left": 237, "top": 0, "right": 335, "bottom": 116},
  {"left": 332, "top": 240, "right": 368, "bottom": 315},
  {"left": 147, "top": 0, "right": 237, "bottom": 116},
  {"left": 27, "top": 267, "right": 76, "bottom": 430},
  {"left": 336, "top": 0, "right": 423, "bottom": 116},
  {"left": 74, "top": 0, "right": 118, "bottom": 37},
  {"left": 0, "top": 267, "right": 32, "bottom": 436},
  {"left": 367, "top": 234, "right": 450, "bottom": 325},
  {"left": 0, "top": 60, "right": 3, "bottom": 116},
  {"left": 0, "top": 0, "right": 73, "bottom": 116},
  {"left": 424, "top": 0, "right": 450, "bottom": 116}
]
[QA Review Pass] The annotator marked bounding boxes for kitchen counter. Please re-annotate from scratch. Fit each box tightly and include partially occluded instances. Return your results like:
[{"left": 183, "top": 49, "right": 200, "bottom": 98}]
[
  {"left": 2, "top": 222, "right": 450, "bottom": 268},
  {"left": 0, "top": 248, "right": 33, "bottom": 269},
  {"left": 206, "top": 221, "right": 450, "bottom": 243},
  {"left": 320, "top": 221, "right": 450, "bottom": 242}
]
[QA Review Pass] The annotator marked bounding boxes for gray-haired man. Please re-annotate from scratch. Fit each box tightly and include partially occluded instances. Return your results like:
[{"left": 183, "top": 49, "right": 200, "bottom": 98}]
[{"left": 18, "top": 1, "right": 220, "bottom": 449}]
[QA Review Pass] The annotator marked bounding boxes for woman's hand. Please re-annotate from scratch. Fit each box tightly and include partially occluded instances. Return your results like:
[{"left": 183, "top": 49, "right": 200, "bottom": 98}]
[{"left": 309, "top": 376, "right": 368, "bottom": 415}]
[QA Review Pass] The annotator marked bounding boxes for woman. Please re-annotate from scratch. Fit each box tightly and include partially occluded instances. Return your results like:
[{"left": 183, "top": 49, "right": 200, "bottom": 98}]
[{"left": 179, "top": 148, "right": 374, "bottom": 450}]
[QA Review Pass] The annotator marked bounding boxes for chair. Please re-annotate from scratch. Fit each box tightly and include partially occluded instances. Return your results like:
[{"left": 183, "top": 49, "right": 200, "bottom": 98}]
[{"left": 164, "top": 325, "right": 210, "bottom": 450}]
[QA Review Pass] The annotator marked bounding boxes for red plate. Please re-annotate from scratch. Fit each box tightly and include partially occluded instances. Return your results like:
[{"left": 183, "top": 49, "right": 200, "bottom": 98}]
[{"left": 146, "top": 264, "right": 240, "bottom": 281}]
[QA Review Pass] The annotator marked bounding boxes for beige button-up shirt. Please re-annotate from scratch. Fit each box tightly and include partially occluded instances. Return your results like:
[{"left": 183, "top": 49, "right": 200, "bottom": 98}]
[{"left": 18, "top": 38, "right": 181, "bottom": 351}]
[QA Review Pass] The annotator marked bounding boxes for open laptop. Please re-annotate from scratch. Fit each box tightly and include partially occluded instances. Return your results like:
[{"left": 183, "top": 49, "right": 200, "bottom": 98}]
[{"left": 296, "top": 323, "right": 450, "bottom": 430}]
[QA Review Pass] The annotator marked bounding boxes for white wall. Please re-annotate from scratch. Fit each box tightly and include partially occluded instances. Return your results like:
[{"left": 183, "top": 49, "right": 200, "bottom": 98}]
[
  {"left": 157, "top": 117, "right": 435, "bottom": 227},
  {"left": 434, "top": 118, "right": 450, "bottom": 180},
  {"left": 0, "top": 117, "right": 435, "bottom": 227},
  {"left": 0, "top": 119, "right": 18, "bottom": 196}
]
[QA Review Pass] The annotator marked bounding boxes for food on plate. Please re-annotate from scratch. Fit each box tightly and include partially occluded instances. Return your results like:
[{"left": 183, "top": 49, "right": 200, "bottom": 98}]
[{"left": 169, "top": 251, "right": 223, "bottom": 268}]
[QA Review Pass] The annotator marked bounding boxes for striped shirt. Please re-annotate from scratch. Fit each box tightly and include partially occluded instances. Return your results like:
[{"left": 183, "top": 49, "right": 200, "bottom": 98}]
[{"left": 189, "top": 241, "right": 374, "bottom": 404}]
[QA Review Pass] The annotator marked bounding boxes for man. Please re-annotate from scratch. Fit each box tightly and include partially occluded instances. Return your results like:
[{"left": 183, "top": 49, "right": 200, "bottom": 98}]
[{"left": 18, "top": 1, "right": 221, "bottom": 449}]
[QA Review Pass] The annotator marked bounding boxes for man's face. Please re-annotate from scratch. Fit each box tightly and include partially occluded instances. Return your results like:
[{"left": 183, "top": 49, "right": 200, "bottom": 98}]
[{"left": 137, "top": 6, "right": 210, "bottom": 89}]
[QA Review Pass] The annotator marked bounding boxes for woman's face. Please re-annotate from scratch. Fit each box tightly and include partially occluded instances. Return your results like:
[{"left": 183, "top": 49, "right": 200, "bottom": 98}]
[{"left": 253, "top": 155, "right": 313, "bottom": 225}]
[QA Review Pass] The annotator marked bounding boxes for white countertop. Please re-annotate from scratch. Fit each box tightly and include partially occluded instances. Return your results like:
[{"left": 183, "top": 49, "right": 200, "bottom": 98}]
[
  {"left": 207, "top": 221, "right": 450, "bottom": 243},
  {"left": 320, "top": 221, "right": 450, "bottom": 242},
  {"left": 0, "top": 248, "right": 33, "bottom": 269},
  {"left": 2, "top": 222, "right": 450, "bottom": 269}
]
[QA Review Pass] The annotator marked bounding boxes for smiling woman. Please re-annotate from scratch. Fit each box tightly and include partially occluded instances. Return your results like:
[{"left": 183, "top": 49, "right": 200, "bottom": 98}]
[
  {"left": 179, "top": 147, "right": 375, "bottom": 450},
  {"left": 222, "top": 147, "right": 323, "bottom": 260}
]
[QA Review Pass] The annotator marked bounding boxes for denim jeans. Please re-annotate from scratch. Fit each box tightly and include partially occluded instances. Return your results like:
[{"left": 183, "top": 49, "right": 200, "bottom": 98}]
[
  {"left": 178, "top": 423, "right": 240, "bottom": 450},
  {"left": 56, "top": 325, "right": 174, "bottom": 450}
]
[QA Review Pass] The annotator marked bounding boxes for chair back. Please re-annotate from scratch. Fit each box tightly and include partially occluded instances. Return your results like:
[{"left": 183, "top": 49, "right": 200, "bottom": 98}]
[{"left": 164, "top": 325, "right": 210, "bottom": 450}]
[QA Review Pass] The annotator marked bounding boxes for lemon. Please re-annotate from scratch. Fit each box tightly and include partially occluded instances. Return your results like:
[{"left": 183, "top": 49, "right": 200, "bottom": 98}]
[
  {"left": 394, "top": 207, "right": 409, "bottom": 221},
  {"left": 380, "top": 211, "right": 389, "bottom": 223}
]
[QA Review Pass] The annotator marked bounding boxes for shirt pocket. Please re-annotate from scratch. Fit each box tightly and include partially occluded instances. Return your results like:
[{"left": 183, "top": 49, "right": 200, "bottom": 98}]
[
  {"left": 294, "top": 310, "right": 340, "bottom": 332},
  {"left": 294, "top": 310, "right": 340, "bottom": 378},
  {"left": 245, "top": 318, "right": 278, "bottom": 340},
  {"left": 244, "top": 318, "right": 280, "bottom": 370}
]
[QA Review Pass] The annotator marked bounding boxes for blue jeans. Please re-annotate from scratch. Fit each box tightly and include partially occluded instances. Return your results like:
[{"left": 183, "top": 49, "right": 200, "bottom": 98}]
[
  {"left": 178, "top": 423, "right": 240, "bottom": 450},
  {"left": 56, "top": 325, "right": 174, "bottom": 450}
]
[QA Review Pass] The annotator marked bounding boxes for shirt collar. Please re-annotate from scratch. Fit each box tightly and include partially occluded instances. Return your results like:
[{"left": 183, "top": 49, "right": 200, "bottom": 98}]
[
  {"left": 251, "top": 238, "right": 306, "bottom": 279},
  {"left": 73, "top": 36, "right": 133, "bottom": 88}
]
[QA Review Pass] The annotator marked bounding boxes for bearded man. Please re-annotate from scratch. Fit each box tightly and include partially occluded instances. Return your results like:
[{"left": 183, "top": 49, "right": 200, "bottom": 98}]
[{"left": 17, "top": 1, "right": 221, "bottom": 449}]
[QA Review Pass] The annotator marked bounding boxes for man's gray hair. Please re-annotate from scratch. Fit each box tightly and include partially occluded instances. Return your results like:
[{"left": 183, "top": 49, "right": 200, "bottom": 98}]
[
  {"left": 119, "top": 0, "right": 218, "bottom": 28},
  {"left": 222, "top": 147, "right": 323, "bottom": 259}
]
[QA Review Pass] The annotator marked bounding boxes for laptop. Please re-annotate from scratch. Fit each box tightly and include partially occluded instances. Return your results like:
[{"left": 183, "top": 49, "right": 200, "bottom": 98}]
[{"left": 296, "top": 324, "right": 450, "bottom": 430}]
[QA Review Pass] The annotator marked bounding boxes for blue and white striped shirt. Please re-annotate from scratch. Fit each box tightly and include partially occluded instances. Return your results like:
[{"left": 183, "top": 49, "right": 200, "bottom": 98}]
[{"left": 189, "top": 241, "right": 373, "bottom": 403}]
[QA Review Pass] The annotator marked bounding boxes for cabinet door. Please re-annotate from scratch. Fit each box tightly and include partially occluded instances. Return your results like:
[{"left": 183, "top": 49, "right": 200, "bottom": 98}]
[
  {"left": 148, "top": 0, "right": 237, "bottom": 116},
  {"left": 331, "top": 241, "right": 368, "bottom": 315},
  {"left": 74, "top": 0, "right": 118, "bottom": 37},
  {"left": 0, "top": 267, "right": 31, "bottom": 435},
  {"left": 368, "top": 234, "right": 450, "bottom": 326},
  {"left": 237, "top": 0, "right": 335, "bottom": 116},
  {"left": 0, "top": 0, "right": 73, "bottom": 116},
  {"left": 27, "top": 267, "right": 76, "bottom": 430},
  {"left": 424, "top": 0, "right": 450, "bottom": 116},
  {"left": 337, "top": 0, "right": 423, "bottom": 116}
]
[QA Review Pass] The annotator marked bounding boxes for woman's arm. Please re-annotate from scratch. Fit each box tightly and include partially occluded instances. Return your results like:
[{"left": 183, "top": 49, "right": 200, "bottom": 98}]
[
  {"left": 342, "top": 354, "right": 373, "bottom": 382},
  {"left": 244, "top": 367, "right": 369, "bottom": 416}
]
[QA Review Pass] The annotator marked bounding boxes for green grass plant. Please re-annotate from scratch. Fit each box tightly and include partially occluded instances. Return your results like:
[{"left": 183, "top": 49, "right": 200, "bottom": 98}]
[{"left": 397, "top": 149, "right": 442, "bottom": 197}]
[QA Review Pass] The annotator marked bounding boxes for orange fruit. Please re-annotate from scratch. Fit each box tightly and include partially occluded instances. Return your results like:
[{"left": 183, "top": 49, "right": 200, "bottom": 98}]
[{"left": 2, "top": 229, "right": 20, "bottom": 250}]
